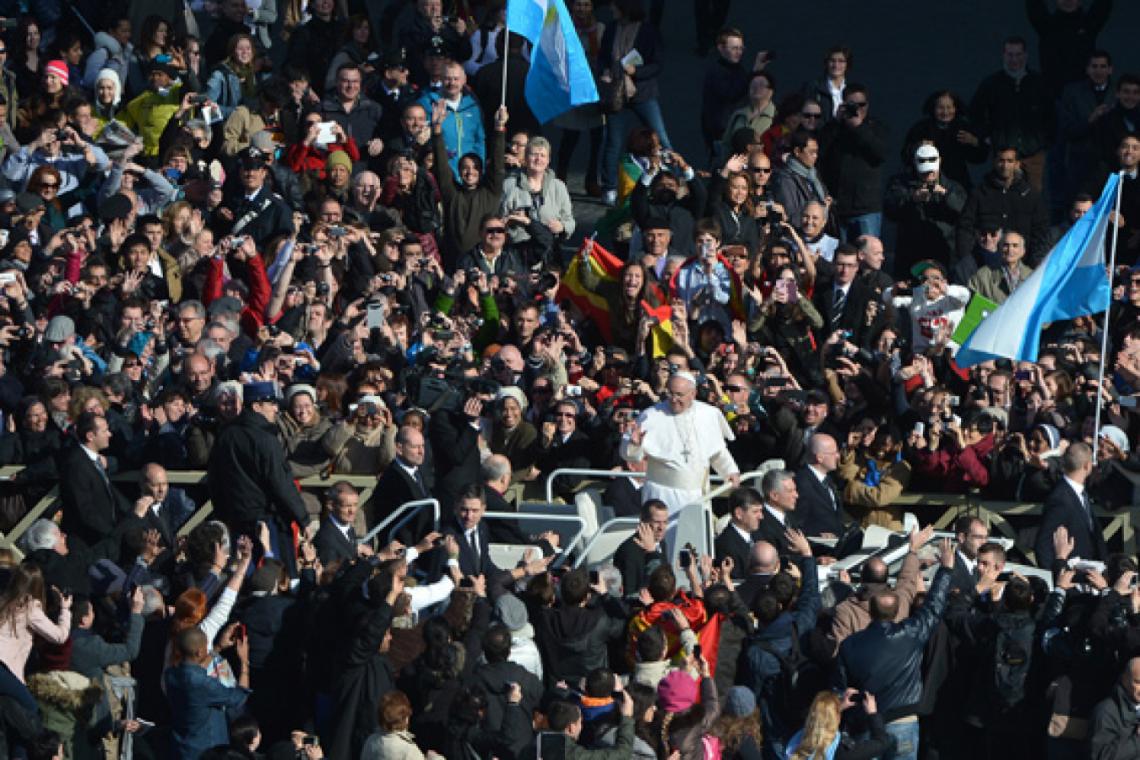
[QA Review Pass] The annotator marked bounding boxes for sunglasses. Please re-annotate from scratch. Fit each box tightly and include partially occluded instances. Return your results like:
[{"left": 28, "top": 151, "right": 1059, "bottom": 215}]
[
  {"left": 39, "top": 183, "right": 59, "bottom": 190},
  {"left": 484, "top": 227, "right": 506, "bottom": 234},
  {"left": 750, "top": 166, "right": 771, "bottom": 173},
  {"left": 724, "top": 384, "right": 746, "bottom": 393},
  {"left": 800, "top": 112, "right": 821, "bottom": 119},
  {"left": 554, "top": 412, "right": 576, "bottom": 418}
]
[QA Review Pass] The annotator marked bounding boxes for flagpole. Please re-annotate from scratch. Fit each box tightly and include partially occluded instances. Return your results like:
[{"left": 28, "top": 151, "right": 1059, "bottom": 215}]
[
  {"left": 1093, "top": 171, "right": 1125, "bottom": 466},
  {"left": 500, "top": 16, "right": 510, "bottom": 108}
]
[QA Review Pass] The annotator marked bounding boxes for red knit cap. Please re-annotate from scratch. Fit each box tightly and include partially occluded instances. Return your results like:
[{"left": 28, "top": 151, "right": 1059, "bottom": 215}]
[{"left": 44, "top": 60, "right": 69, "bottom": 87}]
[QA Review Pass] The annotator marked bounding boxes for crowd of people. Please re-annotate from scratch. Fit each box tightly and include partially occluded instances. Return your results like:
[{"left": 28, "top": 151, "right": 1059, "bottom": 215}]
[{"left": 0, "top": 0, "right": 1135, "bottom": 758}]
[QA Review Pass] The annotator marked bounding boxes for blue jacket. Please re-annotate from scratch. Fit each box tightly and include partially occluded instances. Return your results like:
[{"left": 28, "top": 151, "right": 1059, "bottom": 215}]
[
  {"left": 416, "top": 90, "right": 486, "bottom": 174},
  {"left": 163, "top": 661, "right": 250, "bottom": 760},
  {"left": 205, "top": 63, "right": 258, "bottom": 119}
]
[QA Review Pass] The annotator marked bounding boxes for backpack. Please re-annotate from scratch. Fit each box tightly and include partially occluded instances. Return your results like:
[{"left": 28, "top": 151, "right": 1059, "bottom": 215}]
[
  {"left": 749, "top": 624, "right": 814, "bottom": 738},
  {"left": 991, "top": 613, "right": 1036, "bottom": 712}
]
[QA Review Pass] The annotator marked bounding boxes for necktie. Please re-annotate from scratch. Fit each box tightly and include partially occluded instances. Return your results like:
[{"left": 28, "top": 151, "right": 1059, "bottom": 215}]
[
  {"left": 826, "top": 478, "right": 838, "bottom": 511},
  {"left": 1081, "top": 490, "right": 1094, "bottom": 530},
  {"left": 832, "top": 287, "right": 846, "bottom": 327},
  {"left": 413, "top": 467, "right": 427, "bottom": 496},
  {"left": 347, "top": 526, "right": 357, "bottom": 542},
  {"left": 468, "top": 530, "right": 479, "bottom": 562}
]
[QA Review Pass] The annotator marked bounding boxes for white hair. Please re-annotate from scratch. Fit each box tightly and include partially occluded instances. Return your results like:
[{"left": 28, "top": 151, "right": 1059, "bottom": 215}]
[{"left": 21, "top": 519, "right": 59, "bottom": 553}]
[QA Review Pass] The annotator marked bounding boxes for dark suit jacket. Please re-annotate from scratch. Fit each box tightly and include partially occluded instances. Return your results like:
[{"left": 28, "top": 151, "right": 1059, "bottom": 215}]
[
  {"left": 794, "top": 465, "right": 848, "bottom": 537},
  {"left": 368, "top": 459, "right": 431, "bottom": 543},
  {"left": 612, "top": 536, "right": 666, "bottom": 595},
  {"left": 812, "top": 277, "right": 877, "bottom": 346},
  {"left": 754, "top": 507, "right": 795, "bottom": 557},
  {"left": 948, "top": 552, "right": 978, "bottom": 598},
  {"left": 714, "top": 524, "right": 753, "bottom": 578},
  {"left": 441, "top": 515, "right": 502, "bottom": 578},
  {"left": 57, "top": 444, "right": 132, "bottom": 550},
  {"left": 1034, "top": 479, "right": 1108, "bottom": 570},
  {"left": 313, "top": 518, "right": 358, "bottom": 566},
  {"left": 536, "top": 430, "right": 593, "bottom": 501},
  {"left": 735, "top": 573, "right": 775, "bottom": 612},
  {"left": 603, "top": 477, "right": 643, "bottom": 519}
]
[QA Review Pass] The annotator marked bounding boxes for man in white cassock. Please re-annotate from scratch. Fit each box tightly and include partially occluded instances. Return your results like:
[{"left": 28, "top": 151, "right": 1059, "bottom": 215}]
[{"left": 621, "top": 372, "right": 741, "bottom": 514}]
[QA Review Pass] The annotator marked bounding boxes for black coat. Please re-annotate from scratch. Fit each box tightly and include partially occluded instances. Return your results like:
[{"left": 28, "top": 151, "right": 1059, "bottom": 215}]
[
  {"left": 811, "top": 276, "right": 878, "bottom": 348},
  {"left": 221, "top": 184, "right": 296, "bottom": 249},
  {"left": 1033, "top": 479, "right": 1107, "bottom": 570},
  {"left": 56, "top": 443, "right": 132, "bottom": 551},
  {"left": 326, "top": 602, "right": 396, "bottom": 760},
  {"left": 900, "top": 117, "right": 989, "bottom": 191},
  {"left": 602, "top": 477, "right": 643, "bottom": 519},
  {"left": 429, "top": 409, "right": 482, "bottom": 508},
  {"left": 836, "top": 568, "right": 951, "bottom": 720},
  {"left": 535, "top": 430, "right": 592, "bottom": 501},
  {"left": 753, "top": 508, "right": 795, "bottom": 556},
  {"left": 969, "top": 68, "right": 1055, "bottom": 158},
  {"left": 312, "top": 518, "right": 359, "bottom": 566},
  {"left": 701, "top": 56, "right": 753, "bottom": 148},
  {"left": 534, "top": 601, "right": 627, "bottom": 684},
  {"left": 883, "top": 170, "right": 967, "bottom": 270},
  {"left": 955, "top": 170, "right": 1050, "bottom": 264},
  {"left": 713, "top": 524, "right": 753, "bottom": 577},
  {"left": 630, "top": 178, "right": 708, "bottom": 258},
  {"left": 612, "top": 535, "right": 666, "bottom": 595},
  {"left": 1027, "top": 0, "right": 1112, "bottom": 95},
  {"left": 817, "top": 117, "right": 889, "bottom": 218},
  {"left": 207, "top": 409, "right": 308, "bottom": 532},
  {"left": 598, "top": 21, "right": 664, "bottom": 105},
  {"left": 441, "top": 514, "right": 502, "bottom": 578},
  {"left": 368, "top": 459, "right": 431, "bottom": 543},
  {"left": 792, "top": 465, "right": 848, "bottom": 538}
]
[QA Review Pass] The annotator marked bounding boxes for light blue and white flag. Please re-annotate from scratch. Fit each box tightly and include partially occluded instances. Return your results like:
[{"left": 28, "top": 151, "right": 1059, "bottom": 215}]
[
  {"left": 956, "top": 173, "right": 1121, "bottom": 367},
  {"left": 506, "top": 0, "right": 599, "bottom": 124}
]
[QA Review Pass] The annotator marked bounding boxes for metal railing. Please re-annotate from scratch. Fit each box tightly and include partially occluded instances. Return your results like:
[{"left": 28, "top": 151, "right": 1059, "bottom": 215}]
[
  {"left": 481, "top": 512, "right": 586, "bottom": 569},
  {"left": 542, "top": 467, "right": 758, "bottom": 504},
  {"left": 360, "top": 498, "right": 441, "bottom": 546}
]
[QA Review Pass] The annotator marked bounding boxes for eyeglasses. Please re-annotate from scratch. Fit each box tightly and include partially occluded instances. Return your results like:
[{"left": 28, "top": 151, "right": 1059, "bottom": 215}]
[
  {"left": 39, "top": 183, "right": 59, "bottom": 190},
  {"left": 663, "top": 389, "right": 693, "bottom": 399},
  {"left": 750, "top": 166, "right": 771, "bottom": 174},
  {"left": 843, "top": 101, "right": 868, "bottom": 110},
  {"left": 800, "top": 112, "right": 821, "bottom": 119},
  {"left": 554, "top": 412, "right": 576, "bottom": 418},
  {"left": 724, "top": 384, "right": 746, "bottom": 393},
  {"left": 0, "top": 48, "right": 8, "bottom": 54},
  {"left": 484, "top": 227, "right": 506, "bottom": 234}
]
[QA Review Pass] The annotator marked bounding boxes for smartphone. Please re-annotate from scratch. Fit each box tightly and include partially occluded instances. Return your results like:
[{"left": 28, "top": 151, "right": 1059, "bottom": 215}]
[
  {"left": 764, "top": 376, "right": 789, "bottom": 388},
  {"left": 947, "top": 395, "right": 960, "bottom": 407},
  {"left": 1014, "top": 370, "right": 1031, "bottom": 381},
  {"left": 679, "top": 550, "right": 691, "bottom": 569},
  {"left": 589, "top": 570, "right": 600, "bottom": 585},
  {"left": 302, "top": 735, "right": 318, "bottom": 746},
  {"left": 366, "top": 302, "right": 384, "bottom": 329},
  {"left": 850, "top": 691, "right": 866, "bottom": 704},
  {"left": 565, "top": 385, "right": 583, "bottom": 397},
  {"left": 913, "top": 421, "right": 925, "bottom": 437},
  {"left": 0, "top": 272, "right": 17, "bottom": 285},
  {"left": 693, "top": 644, "right": 702, "bottom": 660}
]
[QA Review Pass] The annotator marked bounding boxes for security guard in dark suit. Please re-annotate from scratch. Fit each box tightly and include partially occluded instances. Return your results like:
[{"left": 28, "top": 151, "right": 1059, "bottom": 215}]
[{"left": 224, "top": 147, "right": 295, "bottom": 248}]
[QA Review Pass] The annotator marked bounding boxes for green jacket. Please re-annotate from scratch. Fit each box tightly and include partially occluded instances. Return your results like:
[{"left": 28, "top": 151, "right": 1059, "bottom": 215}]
[
  {"left": 559, "top": 716, "right": 635, "bottom": 760},
  {"left": 967, "top": 261, "right": 1033, "bottom": 306}
]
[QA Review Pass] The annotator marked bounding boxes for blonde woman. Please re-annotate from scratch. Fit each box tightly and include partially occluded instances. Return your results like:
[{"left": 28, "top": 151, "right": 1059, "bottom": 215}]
[{"left": 784, "top": 690, "right": 890, "bottom": 760}]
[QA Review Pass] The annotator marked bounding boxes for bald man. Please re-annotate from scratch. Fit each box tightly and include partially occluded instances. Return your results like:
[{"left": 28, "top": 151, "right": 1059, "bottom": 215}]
[
  {"left": 794, "top": 434, "right": 848, "bottom": 538},
  {"left": 829, "top": 525, "right": 930, "bottom": 651},
  {"left": 622, "top": 371, "right": 740, "bottom": 514},
  {"left": 736, "top": 539, "right": 781, "bottom": 611}
]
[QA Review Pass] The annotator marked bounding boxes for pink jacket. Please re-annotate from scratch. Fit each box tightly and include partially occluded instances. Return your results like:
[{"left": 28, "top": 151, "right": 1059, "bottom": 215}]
[{"left": 0, "top": 599, "right": 71, "bottom": 682}]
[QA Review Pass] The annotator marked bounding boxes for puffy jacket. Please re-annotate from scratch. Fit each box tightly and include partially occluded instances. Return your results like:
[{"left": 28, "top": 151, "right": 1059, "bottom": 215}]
[
  {"left": 535, "top": 601, "right": 627, "bottom": 684},
  {"left": 836, "top": 566, "right": 952, "bottom": 720},
  {"left": 417, "top": 90, "right": 485, "bottom": 174},
  {"left": 955, "top": 169, "right": 1050, "bottom": 263},
  {"left": 119, "top": 84, "right": 185, "bottom": 157},
  {"left": 817, "top": 117, "right": 889, "bottom": 217}
]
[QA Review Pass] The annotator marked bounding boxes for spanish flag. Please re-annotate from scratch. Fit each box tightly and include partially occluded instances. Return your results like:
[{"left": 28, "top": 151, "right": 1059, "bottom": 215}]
[{"left": 559, "top": 238, "right": 677, "bottom": 356}]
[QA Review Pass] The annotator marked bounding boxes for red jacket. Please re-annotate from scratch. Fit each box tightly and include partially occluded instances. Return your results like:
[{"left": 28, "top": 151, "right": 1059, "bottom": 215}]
[
  {"left": 284, "top": 137, "right": 361, "bottom": 180},
  {"left": 203, "top": 254, "right": 272, "bottom": 337},
  {"left": 913, "top": 433, "right": 994, "bottom": 492}
]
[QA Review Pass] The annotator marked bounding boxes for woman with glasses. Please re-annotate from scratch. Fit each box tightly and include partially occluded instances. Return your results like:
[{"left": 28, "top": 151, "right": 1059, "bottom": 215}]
[{"left": 26, "top": 167, "right": 68, "bottom": 232}]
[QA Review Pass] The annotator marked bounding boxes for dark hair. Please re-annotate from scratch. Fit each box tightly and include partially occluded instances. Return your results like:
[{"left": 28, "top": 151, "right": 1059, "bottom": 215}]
[
  {"left": 561, "top": 568, "right": 591, "bottom": 605},
  {"left": 1003, "top": 35, "right": 1027, "bottom": 50},
  {"left": 626, "top": 127, "right": 659, "bottom": 158},
  {"left": 825, "top": 44, "right": 853, "bottom": 70},
  {"left": 75, "top": 411, "right": 102, "bottom": 446},
  {"left": 636, "top": 624, "right": 666, "bottom": 662},
  {"left": 640, "top": 499, "right": 668, "bottom": 522},
  {"left": 1117, "top": 73, "right": 1140, "bottom": 90},
  {"left": 228, "top": 714, "right": 260, "bottom": 749},
  {"left": 1088, "top": 49, "right": 1112, "bottom": 66},
  {"left": 727, "top": 487, "right": 762, "bottom": 513},
  {"left": 585, "top": 667, "right": 615, "bottom": 698},
  {"left": 647, "top": 564, "right": 676, "bottom": 602},
  {"left": 789, "top": 130, "right": 818, "bottom": 153},
  {"left": 482, "top": 624, "right": 512, "bottom": 663},
  {"left": 751, "top": 70, "right": 776, "bottom": 91},
  {"left": 547, "top": 701, "right": 582, "bottom": 732},
  {"left": 454, "top": 482, "right": 486, "bottom": 507}
]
